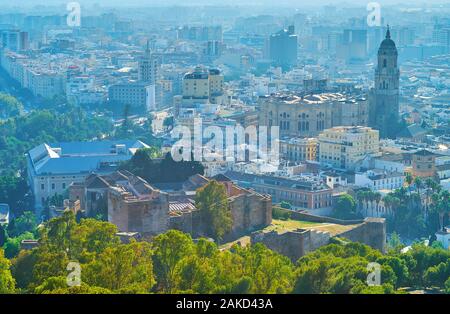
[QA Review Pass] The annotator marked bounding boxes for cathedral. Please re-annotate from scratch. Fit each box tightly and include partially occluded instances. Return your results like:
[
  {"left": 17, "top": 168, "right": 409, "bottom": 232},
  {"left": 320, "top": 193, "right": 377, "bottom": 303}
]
[{"left": 369, "top": 26, "right": 400, "bottom": 139}]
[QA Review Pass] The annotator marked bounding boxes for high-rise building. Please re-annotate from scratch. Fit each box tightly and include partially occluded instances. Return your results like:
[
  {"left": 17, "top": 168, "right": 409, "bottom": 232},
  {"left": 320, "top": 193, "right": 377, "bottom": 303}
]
[
  {"left": 0, "top": 29, "right": 29, "bottom": 51},
  {"left": 177, "top": 25, "right": 222, "bottom": 41},
  {"left": 108, "top": 82, "right": 156, "bottom": 112},
  {"left": 369, "top": 26, "right": 400, "bottom": 139},
  {"left": 269, "top": 26, "right": 297, "bottom": 69},
  {"left": 138, "top": 41, "right": 159, "bottom": 84},
  {"left": 174, "top": 66, "right": 224, "bottom": 117},
  {"left": 336, "top": 29, "right": 367, "bottom": 62}
]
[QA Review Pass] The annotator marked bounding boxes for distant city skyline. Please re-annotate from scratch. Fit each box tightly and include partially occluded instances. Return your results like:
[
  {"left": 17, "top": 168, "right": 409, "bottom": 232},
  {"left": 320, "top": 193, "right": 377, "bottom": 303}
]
[{"left": 3, "top": 0, "right": 450, "bottom": 8}]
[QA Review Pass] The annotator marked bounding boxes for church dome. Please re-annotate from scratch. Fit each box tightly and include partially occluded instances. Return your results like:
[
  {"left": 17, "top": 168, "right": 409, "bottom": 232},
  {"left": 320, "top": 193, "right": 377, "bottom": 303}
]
[
  {"left": 380, "top": 37, "right": 396, "bottom": 49},
  {"left": 378, "top": 26, "right": 397, "bottom": 52}
]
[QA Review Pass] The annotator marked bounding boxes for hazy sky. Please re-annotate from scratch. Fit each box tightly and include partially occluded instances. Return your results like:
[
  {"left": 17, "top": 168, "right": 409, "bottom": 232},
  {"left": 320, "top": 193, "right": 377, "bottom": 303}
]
[{"left": 4, "top": 0, "right": 450, "bottom": 7}]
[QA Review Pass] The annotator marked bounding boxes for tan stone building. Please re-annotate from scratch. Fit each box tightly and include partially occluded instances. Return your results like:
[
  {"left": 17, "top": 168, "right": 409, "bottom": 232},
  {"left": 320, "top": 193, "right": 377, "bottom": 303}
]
[
  {"left": 70, "top": 170, "right": 169, "bottom": 236},
  {"left": 280, "top": 137, "right": 318, "bottom": 163},
  {"left": 258, "top": 92, "right": 368, "bottom": 137},
  {"left": 108, "top": 178, "right": 169, "bottom": 236},
  {"left": 411, "top": 149, "right": 436, "bottom": 179},
  {"left": 181, "top": 66, "right": 224, "bottom": 103},
  {"left": 70, "top": 171, "right": 272, "bottom": 239},
  {"left": 174, "top": 66, "right": 225, "bottom": 117},
  {"left": 167, "top": 174, "right": 272, "bottom": 237},
  {"left": 318, "top": 126, "right": 380, "bottom": 170}
]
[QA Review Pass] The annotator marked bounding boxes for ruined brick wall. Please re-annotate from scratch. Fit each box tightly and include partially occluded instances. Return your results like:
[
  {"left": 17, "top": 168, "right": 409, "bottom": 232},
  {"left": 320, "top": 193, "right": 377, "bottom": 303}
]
[
  {"left": 140, "top": 197, "right": 169, "bottom": 236},
  {"left": 229, "top": 193, "right": 272, "bottom": 236},
  {"left": 304, "top": 230, "right": 331, "bottom": 255},
  {"left": 337, "top": 218, "right": 386, "bottom": 253},
  {"left": 278, "top": 207, "right": 364, "bottom": 225},
  {"left": 69, "top": 183, "right": 85, "bottom": 211},
  {"left": 108, "top": 190, "right": 169, "bottom": 236},
  {"left": 251, "top": 230, "right": 307, "bottom": 262},
  {"left": 251, "top": 229, "right": 331, "bottom": 262},
  {"left": 108, "top": 190, "right": 129, "bottom": 232},
  {"left": 250, "top": 218, "right": 386, "bottom": 261}
]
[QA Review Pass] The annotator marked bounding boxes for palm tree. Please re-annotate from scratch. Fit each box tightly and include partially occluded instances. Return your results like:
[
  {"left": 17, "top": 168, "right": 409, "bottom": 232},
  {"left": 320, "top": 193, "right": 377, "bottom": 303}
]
[
  {"left": 424, "top": 178, "right": 436, "bottom": 219},
  {"left": 431, "top": 190, "right": 450, "bottom": 232},
  {"left": 391, "top": 196, "right": 401, "bottom": 219},
  {"left": 367, "top": 191, "right": 375, "bottom": 217},
  {"left": 383, "top": 193, "right": 400, "bottom": 218},
  {"left": 374, "top": 192, "right": 382, "bottom": 217},
  {"left": 356, "top": 190, "right": 365, "bottom": 214},
  {"left": 414, "top": 177, "right": 423, "bottom": 194},
  {"left": 383, "top": 194, "right": 393, "bottom": 217},
  {"left": 405, "top": 172, "right": 413, "bottom": 196},
  {"left": 363, "top": 191, "right": 370, "bottom": 216}
]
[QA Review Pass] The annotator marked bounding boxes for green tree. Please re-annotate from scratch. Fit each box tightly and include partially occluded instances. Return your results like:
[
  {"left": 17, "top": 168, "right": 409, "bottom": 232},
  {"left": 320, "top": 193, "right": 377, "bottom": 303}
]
[
  {"left": 333, "top": 194, "right": 357, "bottom": 219},
  {"left": 387, "top": 232, "right": 404, "bottom": 254},
  {"left": 237, "top": 243, "right": 295, "bottom": 293},
  {"left": 3, "top": 231, "right": 35, "bottom": 259},
  {"left": 175, "top": 239, "right": 217, "bottom": 293},
  {"left": 0, "top": 175, "right": 30, "bottom": 214},
  {"left": 423, "top": 260, "right": 450, "bottom": 288},
  {"left": 0, "top": 248, "right": 15, "bottom": 293},
  {"left": 195, "top": 180, "right": 232, "bottom": 242},
  {"left": 7, "top": 211, "right": 37, "bottom": 238},
  {"left": 280, "top": 201, "right": 292, "bottom": 209},
  {"left": 0, "top": 92, "right": 23, "bottom": 119},
  {"left": 0, "top": 224, "right": 7, "bottom": 247},
  {"left": 431, "top": 190, "right": 450, "bottom": 232},
  {"left": 151, "top": 230, "right": 195, "bottom": 293},
  {"left": 83, "top": 240, "right": 155, "bottom": 293}
]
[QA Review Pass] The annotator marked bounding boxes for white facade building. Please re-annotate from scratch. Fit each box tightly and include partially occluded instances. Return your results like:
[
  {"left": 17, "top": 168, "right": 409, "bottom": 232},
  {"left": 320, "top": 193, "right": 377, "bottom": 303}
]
[{"left": 355, "top": 169, "right": 405, "bottom": 191}]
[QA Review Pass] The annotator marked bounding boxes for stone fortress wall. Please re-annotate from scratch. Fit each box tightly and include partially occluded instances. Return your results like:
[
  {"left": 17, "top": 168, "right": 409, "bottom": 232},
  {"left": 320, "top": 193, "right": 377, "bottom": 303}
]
[{"left": 251, "top": 210, "right": 386, "bottom": 262}]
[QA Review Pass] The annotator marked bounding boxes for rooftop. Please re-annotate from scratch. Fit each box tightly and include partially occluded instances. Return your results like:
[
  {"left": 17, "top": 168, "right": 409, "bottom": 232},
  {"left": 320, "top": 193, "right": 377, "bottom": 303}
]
[
  {"left": 262, "top": 92, "right": 366, "bottom": 106},
  {"left": 224, "top": 170, "right": 330, "bottom": 192},
  {"left": 28, "top": 140, "right": 149, "bottom": 176}
]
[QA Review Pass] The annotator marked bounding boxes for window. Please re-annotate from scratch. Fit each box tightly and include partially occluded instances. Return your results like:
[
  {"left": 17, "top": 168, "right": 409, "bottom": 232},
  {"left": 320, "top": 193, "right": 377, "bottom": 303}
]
[
  {"left": 41, "top": 184, "right": 45, "bottom": 190},
  {"left": 52, "top": 183, "right": 55, "bottom": 190}
]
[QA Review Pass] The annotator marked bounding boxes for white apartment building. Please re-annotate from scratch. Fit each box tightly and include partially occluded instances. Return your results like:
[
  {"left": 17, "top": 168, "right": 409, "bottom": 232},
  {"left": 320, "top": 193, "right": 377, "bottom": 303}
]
[
  {"left": 355, "top": 169, "right": 405, "bottom": 191},
  {"left": 318, "top": 126, "right": 380, "bottom": 170},
  {"left": 109, "top": 82, "right": 156, "bottom": 111},
  {"left": 0, "top": 49, "right": 65, "bottom": 99}
]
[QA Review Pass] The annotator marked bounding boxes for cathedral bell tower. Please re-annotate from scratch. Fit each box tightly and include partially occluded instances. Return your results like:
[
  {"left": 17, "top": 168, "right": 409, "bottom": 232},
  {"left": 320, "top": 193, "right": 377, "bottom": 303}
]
[{"left": 369, "top": 25, "right": 400, "bottom": 139}]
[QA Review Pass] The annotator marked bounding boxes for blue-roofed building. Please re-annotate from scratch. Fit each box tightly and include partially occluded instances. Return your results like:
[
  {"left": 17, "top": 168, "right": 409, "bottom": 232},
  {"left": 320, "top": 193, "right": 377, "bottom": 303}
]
[{"left": 27, "top": 140, "right": 149, "bottom": 212}]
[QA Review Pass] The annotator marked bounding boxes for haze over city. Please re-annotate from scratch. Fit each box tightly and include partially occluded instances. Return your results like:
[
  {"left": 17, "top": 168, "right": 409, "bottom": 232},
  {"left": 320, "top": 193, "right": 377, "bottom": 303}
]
[{"left": 0, "top": 0, "right": 448, "bottom": 301}]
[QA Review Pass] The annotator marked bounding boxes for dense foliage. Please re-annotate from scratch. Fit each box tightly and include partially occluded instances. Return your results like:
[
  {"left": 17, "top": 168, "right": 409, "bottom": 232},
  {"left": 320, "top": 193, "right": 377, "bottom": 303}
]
[
  {"left": 0, "top": 107, "right": 113, "bottom": 174},
  {"left": 0, "top": 93, "right": 23, "bottom": 119},
  {"left": 354, "top": 177, "right": 449, "bottom": 241},
  {"left": 0, "top": 212, "right": 448, "bottom": 294},
  {"left": 333, "top": 194, "right": 360, "bottom": 220}
]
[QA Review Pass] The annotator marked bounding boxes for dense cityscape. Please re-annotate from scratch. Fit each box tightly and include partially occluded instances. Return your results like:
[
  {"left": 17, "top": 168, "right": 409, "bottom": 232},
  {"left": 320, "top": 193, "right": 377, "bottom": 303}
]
[{"left": 0, "top": 0, "right": 449, "bottom": 297}]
